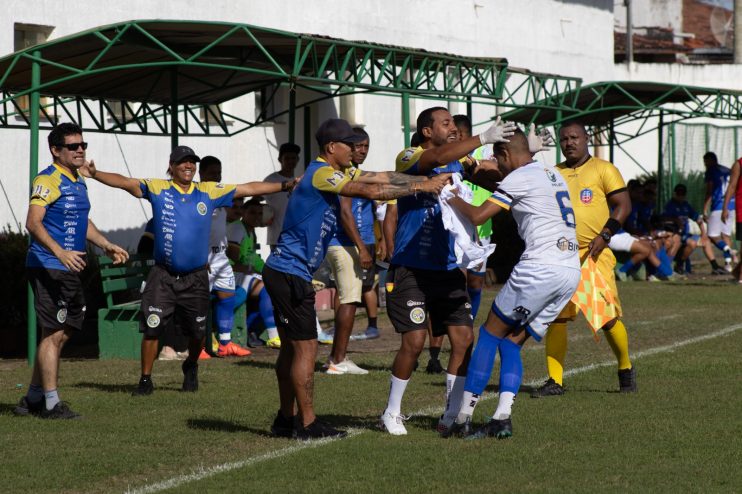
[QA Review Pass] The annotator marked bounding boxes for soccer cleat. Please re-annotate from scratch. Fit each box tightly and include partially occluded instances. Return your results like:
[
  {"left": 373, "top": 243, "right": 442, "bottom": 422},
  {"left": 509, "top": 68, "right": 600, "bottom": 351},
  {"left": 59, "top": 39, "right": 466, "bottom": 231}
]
[
  {"left": 379, "top": 411, "right": 408, "bottom": 435},
  {"left": 181, "top": 360, "right": 199, "bottom": 392},
  {"left": 425, "top": 358, "right": 444, "bottom": 374},
  {"left": 270, "top": 410, "right": 296, "bottom": 438},
  {"left": 618, "top": 367, "right": 637, "bottom": 393},
  {"left": 294, "top": 419, "right": 347, "bottom": 440},
  {"left": 317, "top": 329, "right": 334, "bottom": 345},
  {"left": 131, "top": 376, "right": 154, "bottom": 396},
  {"left": 40, "top": 402, "right": 81, "bottom": 420},
  {"left": 350, "top": 326, "right": 380, "bottom": 341},
  {"left": 712, "top": 266, "right": 728, "bottom": 275},
  {"left": 437, "top": 415, "right": 472, "bottom": 438},
  {"left": 467, "top": 417, "right": 513, "bottom": 440},
  {"left": 198, "top": 348, "right": 212, "bottom": 360},
  {"left": 530, "top": 378, "right": 564, "bottom": 398},
  {"left": 325, "top": 359, "right": 369, "bottom": 375},
  {"left": 247, "top": 332, "right": 266, "bottom": 348},
  {"left": 217, "top": 341, "right": 252, "bottom": 357},
  {"left": 13, "top": 396, "right": 44, "bottom": 417},
  {"left": 266, "top": 336, "right": 281, "bottom": 349}
]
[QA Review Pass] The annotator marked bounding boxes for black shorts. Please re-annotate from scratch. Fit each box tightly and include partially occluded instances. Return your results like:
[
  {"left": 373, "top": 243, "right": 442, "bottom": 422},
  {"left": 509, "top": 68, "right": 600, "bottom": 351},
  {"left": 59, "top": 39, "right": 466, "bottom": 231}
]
[
  {"left": 737, "top": 222, "right": 742, "bottom": 242},
  {"left": 386, "top": 265, "right": 472, "bottom": 336},
  {"left": 140, "top": 265, "right": 209, "bottom": 339},
  {"left": 28, "top": 268, "right": 86, "bottom": 331},
  {"left": 362, "top": 244, "right": 376, "bottom": 290},
  {"left": 262, "top": 265, "right": 317, "bottom": 341}
]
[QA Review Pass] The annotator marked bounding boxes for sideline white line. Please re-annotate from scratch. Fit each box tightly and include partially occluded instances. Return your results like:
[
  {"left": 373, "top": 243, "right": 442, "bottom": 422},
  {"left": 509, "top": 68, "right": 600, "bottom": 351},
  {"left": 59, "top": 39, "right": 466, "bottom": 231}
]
[
  {"left": 126, "top": 322, "right": 742, "bottom": 493},
  {"left": 125, "top": 430, "right": 363, "bottom": 494}
]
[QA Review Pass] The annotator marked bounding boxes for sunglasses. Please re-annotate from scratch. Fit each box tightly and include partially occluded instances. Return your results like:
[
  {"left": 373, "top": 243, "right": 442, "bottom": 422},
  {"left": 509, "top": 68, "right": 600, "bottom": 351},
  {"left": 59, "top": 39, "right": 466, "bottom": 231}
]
[{"left": 58, "top": 142, "right": 88, "bottom": 151}]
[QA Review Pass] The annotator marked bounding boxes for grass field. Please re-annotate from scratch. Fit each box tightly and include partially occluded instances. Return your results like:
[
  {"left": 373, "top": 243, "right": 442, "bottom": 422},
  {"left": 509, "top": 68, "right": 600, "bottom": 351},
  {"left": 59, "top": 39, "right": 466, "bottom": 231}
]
[{"left": 1, "top": 279, "right": 741, "bottom": 493}]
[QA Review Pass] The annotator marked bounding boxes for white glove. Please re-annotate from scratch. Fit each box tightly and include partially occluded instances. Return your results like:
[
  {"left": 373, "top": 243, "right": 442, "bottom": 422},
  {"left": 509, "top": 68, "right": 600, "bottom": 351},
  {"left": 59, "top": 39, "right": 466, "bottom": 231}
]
[
  {"left": 479, "top": 116, "right": 517, "bottom": 145},
  {"left": 527, "top": 123, "right": 554, "bottom": 154}
]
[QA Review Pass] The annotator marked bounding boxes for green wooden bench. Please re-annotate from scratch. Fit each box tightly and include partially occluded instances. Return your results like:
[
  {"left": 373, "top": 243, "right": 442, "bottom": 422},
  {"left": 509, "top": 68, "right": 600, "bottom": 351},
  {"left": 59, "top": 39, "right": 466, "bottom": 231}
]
[{"left": 97, "top": 255, "right": 248, "bottom": 359}]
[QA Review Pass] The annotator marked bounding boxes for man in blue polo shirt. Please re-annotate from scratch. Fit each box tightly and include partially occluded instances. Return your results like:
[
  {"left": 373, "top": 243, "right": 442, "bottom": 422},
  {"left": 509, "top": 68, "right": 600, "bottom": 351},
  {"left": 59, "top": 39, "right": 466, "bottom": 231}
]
[
  {"left": 82, "top": 146, "right": 294, "bottom": 396},
  {"left": 15, "top": 123, "right": 128, "bottom": 419},
  {"left": 262, "top": 118, "right": 450, "bottom": 440}
]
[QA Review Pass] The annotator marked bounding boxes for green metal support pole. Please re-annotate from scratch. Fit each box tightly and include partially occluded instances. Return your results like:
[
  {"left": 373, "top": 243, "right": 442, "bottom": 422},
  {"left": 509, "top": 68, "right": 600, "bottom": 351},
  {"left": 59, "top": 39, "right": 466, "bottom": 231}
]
[
  {"left": 555, "top": 110, "right": 562, "bottom": 163},
  {"left": 657, "top": 112, "right": 665, "bottom": 205},
  {"left": 609, "top": 120, "right": 615, "bottom": 164},
  {"left": 27, "top": 51, "right": 41, "bottom": 366},
  {"left": 402, "top": 93, "right": 410, "bottom": 147},
  {"left": 170, "top": 69, "right": 178, "bottom": 149},
  {"left": 466, "top": 96, "right": 472, "bottom": 122},
  {"left": 288, "top": 86, "right": 296, "bottom": 144},
  {"left": 303, "top": 105, "right": 311, "bottom": 171},
  {"left": 671, "top": 120, "right": 677, "bottom": 194}
]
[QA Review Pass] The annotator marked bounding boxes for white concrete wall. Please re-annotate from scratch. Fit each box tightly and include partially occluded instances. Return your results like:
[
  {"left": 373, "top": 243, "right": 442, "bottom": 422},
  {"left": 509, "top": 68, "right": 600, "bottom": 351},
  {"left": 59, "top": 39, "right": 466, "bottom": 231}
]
[{"left": 0, "top": 0, "right": 616, "bottom": 252}]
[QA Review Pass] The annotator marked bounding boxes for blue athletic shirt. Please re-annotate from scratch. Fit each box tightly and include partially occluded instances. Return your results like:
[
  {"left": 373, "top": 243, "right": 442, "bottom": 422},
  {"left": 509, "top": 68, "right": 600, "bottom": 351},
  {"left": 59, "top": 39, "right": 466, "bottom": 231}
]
[
  {"left": 266, "top": 158, "right": 361, "bottom": 281},
  {"left": 663, "top": 199, "right": 700, "bottom": 223},
  {"left": 27, "top": 163, "right": 91, "bottom": 270},
  {"left": 139, "top": 179, "right": 235, "bottom": 273},
  {"left": 330, "top": 197, "right": 375, "bottom": 246},
  {"left": 391, "top": 146, "right": 463, "bottom": 271},
  {"left": 705, "top": 164, "right": 735, "bottom": 211}
]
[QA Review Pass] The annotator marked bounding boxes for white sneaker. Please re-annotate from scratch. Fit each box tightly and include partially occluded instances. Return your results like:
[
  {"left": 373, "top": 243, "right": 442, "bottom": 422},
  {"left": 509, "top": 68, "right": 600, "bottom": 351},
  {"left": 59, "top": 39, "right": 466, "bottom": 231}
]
[
  {"left": 325, "top": 359, "right": 369, "bottom": 375},
  {"left": 380, "top": 411, "right": 408, "bottom": 435}
]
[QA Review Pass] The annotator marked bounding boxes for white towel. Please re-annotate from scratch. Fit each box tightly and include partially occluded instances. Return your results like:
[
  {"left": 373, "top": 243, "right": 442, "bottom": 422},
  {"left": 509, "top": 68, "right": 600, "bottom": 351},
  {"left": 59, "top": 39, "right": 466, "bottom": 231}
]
[{"left": 438, "top": 174, "right": 496, "bottom": 270}]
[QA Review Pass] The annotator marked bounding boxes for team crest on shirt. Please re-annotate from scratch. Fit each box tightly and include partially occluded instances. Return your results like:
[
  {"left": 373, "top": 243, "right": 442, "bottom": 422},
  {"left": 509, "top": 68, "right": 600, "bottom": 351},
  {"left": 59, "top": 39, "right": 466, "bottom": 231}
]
[
  {"left": 545, "top": 169, "right": 558, "bottom": 183},
  {"left": 56, "top": 308, "right": 67, "bottom": 324},
  {"left": 409, "top": 307, "right": 426, "bottom": 324},
  {"left": 146, "top": 314, "right": 161, "bottom": 328},
  {"left": 400, "top": 148, "right": 415, "bottom": 162},
  {"left": 196, "top": 201, "right": 208, "bottom": 215},
  {"left": 579, "top": 188, "right": 593, "bottom": 204}
]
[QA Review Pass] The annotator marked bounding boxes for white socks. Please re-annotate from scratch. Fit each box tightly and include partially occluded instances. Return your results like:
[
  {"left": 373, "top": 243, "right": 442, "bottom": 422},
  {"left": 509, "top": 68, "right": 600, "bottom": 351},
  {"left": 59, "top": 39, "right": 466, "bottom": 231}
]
[
  {"left": 44, "top": 389, "right": 60, "bottom": 411},
  {"left": 385, "top": 375, "right": 409, "bottom": 416},
  {"left": 494, "top": 391, "right": 515, "bottom": 420},
  {"left": 267, "top": 326, "right": 279, "bottom": 339},
  {"left": 443, "top": 373, "right": 466, "bottom": 421},
  {"left": 456, "top": 390, "right": 481, "bottom": 423}
]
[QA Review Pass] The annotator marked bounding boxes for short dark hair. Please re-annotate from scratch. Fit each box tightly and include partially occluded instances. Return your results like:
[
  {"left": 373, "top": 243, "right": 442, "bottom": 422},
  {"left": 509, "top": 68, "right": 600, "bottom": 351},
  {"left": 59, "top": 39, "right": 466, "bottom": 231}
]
[
  {"left": 559, "top": 119, "right": 587, "bottom": 134},
  {"left": 243, "top": 197, "right": 263, "bottom": 209},
  {"left": 453, "top": 115, "right": 472, "bottom": 135},
  {"left": 674, "top": 183, "right": 687, "bottom": 194},
  {"left": 278, "top": 143, "right": 301, "bottom": 159},
  {"left": 409, "top": 132, "right": 421, "bottom": 147},
  {"left": 416, "top": 106, "right": 448, "bottom": 142},
  {"left": 493, "top": 128, "right": 527, "bottom": 157},
  {"left": 48, "top": 123, "right": 83, "bottom": 149},
  {"left": 703, "top": 151, "right": 718, "bottom": 163},
  {"left": 352, "top": 127, "right": 369, "bottom": 139},
  {"left": 199, "top": 155, "right": 221, "bottom": 171}
]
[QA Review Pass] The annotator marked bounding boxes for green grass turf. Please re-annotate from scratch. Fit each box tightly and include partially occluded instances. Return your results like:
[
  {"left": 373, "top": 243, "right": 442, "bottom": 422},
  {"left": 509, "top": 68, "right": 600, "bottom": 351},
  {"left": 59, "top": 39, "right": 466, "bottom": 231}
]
[{"left": 1, "top": 279, "right": 741, "bottom": 493}]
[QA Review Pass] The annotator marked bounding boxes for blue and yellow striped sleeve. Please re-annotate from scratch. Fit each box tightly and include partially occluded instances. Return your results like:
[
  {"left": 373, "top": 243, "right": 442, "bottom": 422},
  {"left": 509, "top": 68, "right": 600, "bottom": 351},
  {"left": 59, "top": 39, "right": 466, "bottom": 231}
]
[
  {"left": 198, "top": 182, "right": 237, "bottom": 208},
  {"left": 139, "top": 178, "right": 173, "bottom": 200},
  {"left": 395, "top": 146, "right": 424, "bottom": 173},
  {"left": 29, "top": 174, "right": 61, "bottom": 207},
  {"left": 487, "top": 190, "right": 512, "bottom": 211}
]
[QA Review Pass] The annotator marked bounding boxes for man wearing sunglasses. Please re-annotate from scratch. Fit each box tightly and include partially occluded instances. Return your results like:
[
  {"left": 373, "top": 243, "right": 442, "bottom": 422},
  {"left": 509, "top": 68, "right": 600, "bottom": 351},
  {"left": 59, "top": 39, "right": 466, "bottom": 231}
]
[{"left": 15, "top": 123, "right": 129, "bottom": 419}]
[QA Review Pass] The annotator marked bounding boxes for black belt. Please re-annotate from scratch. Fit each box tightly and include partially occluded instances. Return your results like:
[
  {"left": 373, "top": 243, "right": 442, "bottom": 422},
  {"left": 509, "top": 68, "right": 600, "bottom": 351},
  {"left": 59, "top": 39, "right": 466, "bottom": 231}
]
[{"left": 156, "top": 263, "right": 207, "bottom": 278}]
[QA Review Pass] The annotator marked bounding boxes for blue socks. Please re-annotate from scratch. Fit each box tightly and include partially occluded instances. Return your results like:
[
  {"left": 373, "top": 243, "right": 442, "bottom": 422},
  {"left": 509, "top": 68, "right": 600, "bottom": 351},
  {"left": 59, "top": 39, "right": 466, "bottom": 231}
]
[
  {"left": 464, "top": 326, "right": 503, "bottom": 395},
  {"left": 258, "top": 287, "right": 276, "bottom": 329},
  {"left": 214, "top": 294, "right": 235, "bottom": 344},
  {"left": 233, "top": 286, "right": 247, "bottom": 308},
  {"left": 715, "top": 240, "right": 732, "bottom": 260},
  {"left": 619, "top": 260, "right": 637, "bottom": 274},
  {"left": 656, "top": 247, "right": 674, "bottom": 277},
  {"left": 468, "top": 286, "right": 483, "bottom": 319},
  {"left": 498, "top": 338, "right": 523, "bottom": 395}
]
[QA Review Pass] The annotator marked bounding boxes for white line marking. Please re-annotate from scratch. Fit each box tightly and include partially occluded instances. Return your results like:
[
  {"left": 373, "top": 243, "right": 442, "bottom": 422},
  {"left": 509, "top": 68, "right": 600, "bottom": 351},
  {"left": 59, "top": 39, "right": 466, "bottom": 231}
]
[{"left": 126, "top": 322, "right": 742, "bottom": 493}]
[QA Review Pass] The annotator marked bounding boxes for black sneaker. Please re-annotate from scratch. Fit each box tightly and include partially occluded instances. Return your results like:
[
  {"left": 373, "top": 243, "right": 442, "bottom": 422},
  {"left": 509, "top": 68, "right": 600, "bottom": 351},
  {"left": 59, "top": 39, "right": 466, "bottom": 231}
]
[
  {"left": 247, "top": 332, "right": 266, "bottom": 348},
  {"left": 270, "top": 410, "right": 296, "bottom": 438},
  {"left": 13, "top": 396, "right": 44, "bottom": 417},
  {"left": 294, "top": 419, "right": 347, "bottom": 440},
  {"left": 181, "top": 360, "right": 199, "bottom": 392},
  {"left": 438, "top": 415, "right": 472, "bottom": 438},
  {"left": 712, "top": 266, "right": 728, "bottom": 275},
  {"left": 618, "top": 367, "right": 637, "bottom": 393},
  {"left": 40, "top": 402, "right": 81, "bottom": 420},
  {"left": 425, "top": 358, "right": 444, "bottom": 374},
  {"left": 467, "top": 417, "right": 513, "bottom": 440},
  {"left": 131, "top": 376, "right": 154, "bottom": 396},
  {"left": 530, "top": 378, "right": 564, "bottom": 398}
]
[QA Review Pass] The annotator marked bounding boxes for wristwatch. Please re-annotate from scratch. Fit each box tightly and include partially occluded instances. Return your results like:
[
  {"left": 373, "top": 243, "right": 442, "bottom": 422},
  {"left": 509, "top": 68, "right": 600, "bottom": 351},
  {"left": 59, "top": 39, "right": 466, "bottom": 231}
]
[{"left": 599, "top": 231, "right": 612, "bottom": 243}]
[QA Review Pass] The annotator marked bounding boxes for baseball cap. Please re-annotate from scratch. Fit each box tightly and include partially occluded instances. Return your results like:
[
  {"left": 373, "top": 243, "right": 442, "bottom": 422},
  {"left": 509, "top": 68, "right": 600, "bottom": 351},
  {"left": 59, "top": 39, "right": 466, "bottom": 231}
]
[
  {"left": 674, "top": 184, "right": 687, "bottom": 194},
  {"left": 169, "top": 145, "right": 200, "bottom": 163},
  {"left": 315, "top": 119, "right": 366, "bottom": 147}
]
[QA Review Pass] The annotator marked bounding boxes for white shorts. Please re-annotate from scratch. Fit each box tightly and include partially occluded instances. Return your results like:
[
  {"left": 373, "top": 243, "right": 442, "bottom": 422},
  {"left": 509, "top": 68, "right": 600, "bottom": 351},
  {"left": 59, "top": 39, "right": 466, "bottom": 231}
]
[
  {"left": 235, "top": 272, "right": 262, "bottom": 294},
  {"left": 608, "top": 232, "right": 637, "bottom": 253},
  {"left": 208, "top": 253, "right": 235, "bottom": 292},
  {"left": 707, "top": 210, "right": 732, "bottom": 238},
  {"left": 492, "top": 262, "right": 581, "bottom": 342}
]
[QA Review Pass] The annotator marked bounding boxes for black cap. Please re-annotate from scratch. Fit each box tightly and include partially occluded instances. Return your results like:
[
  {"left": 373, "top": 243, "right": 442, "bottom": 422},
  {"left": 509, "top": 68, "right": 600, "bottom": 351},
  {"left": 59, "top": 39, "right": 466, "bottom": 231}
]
[
  {"left": 169, "top": 145, "right": 200, "bottom": 163},
  {"left": 315, "top": 119, "right": 366, "bottom": 147},
  {"left": 674, "top": 184, "right": 687, "bottom": 194}
]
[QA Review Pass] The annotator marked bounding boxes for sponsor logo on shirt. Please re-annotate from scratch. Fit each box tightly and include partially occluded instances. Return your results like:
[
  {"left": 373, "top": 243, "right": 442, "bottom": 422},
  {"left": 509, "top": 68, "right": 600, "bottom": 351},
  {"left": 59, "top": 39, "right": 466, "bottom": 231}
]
[
  {"left": 556, "top": 237, "right": 579, "bottom": 251},
  {"left": 406, "top": 300, "right": 424, "bottom": 307},
  {"left": 580, "top": 188, "right": 593, "bottom": 204}
]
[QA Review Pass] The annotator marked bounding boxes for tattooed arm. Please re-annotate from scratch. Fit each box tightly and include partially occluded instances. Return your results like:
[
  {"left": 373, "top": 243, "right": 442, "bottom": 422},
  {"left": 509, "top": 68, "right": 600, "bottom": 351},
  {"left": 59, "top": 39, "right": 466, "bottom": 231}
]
[
  {"left": 340, "top": 173, "right": 451, "bottom": 201},
  {"left": 357, "top": 170, "right": 428, "bottom": 185}
]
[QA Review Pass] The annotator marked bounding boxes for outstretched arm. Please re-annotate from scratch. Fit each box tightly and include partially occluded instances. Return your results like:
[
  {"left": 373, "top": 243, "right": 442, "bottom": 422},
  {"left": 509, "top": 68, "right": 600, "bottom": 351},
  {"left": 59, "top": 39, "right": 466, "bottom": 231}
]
[
  {"left": 80, "top": 160, "right": 143, "bottom": 198},
  {"left": 448, "top": 196, "right": 502, "bottom": 226},
  {"left": 234, "top": 178, "right": 298, "bottom": 198},
  {"left": 340, "top": 173, "right": 450, "bottom": 201}
]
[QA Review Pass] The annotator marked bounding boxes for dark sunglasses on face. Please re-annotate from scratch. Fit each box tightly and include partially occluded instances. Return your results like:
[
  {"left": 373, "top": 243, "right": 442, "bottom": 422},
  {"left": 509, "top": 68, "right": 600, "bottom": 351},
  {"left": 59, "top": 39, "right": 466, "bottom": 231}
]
[{"left": 59, "top": 142, "right": 88, "bottom": 151}]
